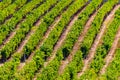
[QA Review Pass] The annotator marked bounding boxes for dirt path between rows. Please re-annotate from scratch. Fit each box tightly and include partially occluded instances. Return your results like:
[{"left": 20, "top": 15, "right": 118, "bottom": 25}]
[
  {"left": 28, "top": 16, "right": 61, "bottom": 62},
  {"left": 18, "top": 0, "right": 74, "bottom": 73},
  {"left": 17, "top": 19, "right": 41, "bottom": 70},
  {"left": 16, "top": 19, "right": 42, "bottom": 70},
  {"left": 32, "top": 16, "right": 61, "bottom": 80},
  {"left": 44, "top": 3, "right": 88, "bottom": 68},
  {"left": 58, "top": 9, "right": 98, "bottom": 75},
  {"left": 0, "top": 0, "right": 55, "bottom": 66},
  {"left": 0, "top": 19, "right": 25, "bottom": 67},
  {"left": 33, "top": 3, "right": 89, "bottom": 80},
  {"left": 0, "top": 19, "right": 41, "bottom": 67},
  {"left": 100, "top": 26, "right": 120, "bottom": 74},
  {"left": 17, "top": 16, "right": 61, "bottom": 70},
  {"left": 0, "top": 0, "right": 46, "bottom": 50},
  {"left": 77, "top": 5, "right": 120, "bottom": 77},
  {"left": 44, "top": 13, "right": 79, "bottom": 67},
  {"left": 16, "top": 19, "right": 41, "bottom": 53},
  {"left": 0, "top": 19, "right": 25, "bottom": 50}
]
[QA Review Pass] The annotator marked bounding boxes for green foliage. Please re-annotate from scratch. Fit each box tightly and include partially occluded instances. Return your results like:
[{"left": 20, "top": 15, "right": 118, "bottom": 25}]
[
  {"left": 100, "top": 49, "right": 120, "bottom": 79},
  {"left": 37, "top": 0, "right": 105, "bottom": 79},
  {"left": 80, "top": 0, "right": 119, "bottom": 59},
  {"left": 0, "top": 0, "right": 119, "bottom": 80},
  {"left": 0, "top": 0, "right": 13, "bottom": 10},
  {"left": 23, "top": 0, "right": 73, "bottom": 57},
  {"left": 0, "top": 0, "right": 43, "bottom": 44},
  {"left": 0, "top": 0, "right": 27, "bottom": 24},
  {"left": 90, "top": 4, "right": 120, "bottom": 74},
  {"left": 0, "top": 0, "right": 56, "bottom": 59},
  {"left": 0, "top": 53, "right": 21, "bottom": 80},
  {"left": 80, "top": 1, "right": 120, "bottom": 79},
  {"left": 55, "top": 0, "right": 103, "bottom": 79}
]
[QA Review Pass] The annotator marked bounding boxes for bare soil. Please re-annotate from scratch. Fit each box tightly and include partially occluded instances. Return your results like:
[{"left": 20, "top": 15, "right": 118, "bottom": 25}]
[{"left": 77, "top": 5, "right": 120, "bottom": 77}]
